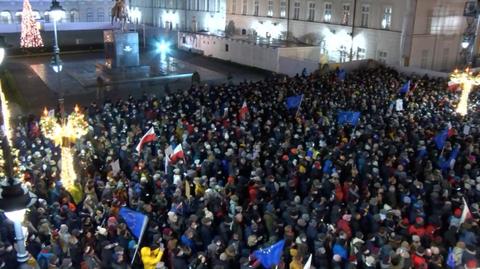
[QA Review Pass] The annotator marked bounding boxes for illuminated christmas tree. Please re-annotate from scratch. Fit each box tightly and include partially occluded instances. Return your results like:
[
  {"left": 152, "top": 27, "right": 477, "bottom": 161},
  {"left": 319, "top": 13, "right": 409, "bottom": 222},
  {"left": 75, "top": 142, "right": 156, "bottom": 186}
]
[{"left": 20, "top": 0, "right": 44, "bottom": 48}]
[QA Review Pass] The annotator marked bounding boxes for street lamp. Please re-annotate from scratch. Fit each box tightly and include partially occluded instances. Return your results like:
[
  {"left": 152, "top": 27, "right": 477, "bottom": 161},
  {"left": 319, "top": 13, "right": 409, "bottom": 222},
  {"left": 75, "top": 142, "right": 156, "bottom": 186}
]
[
  {"left": 49, "top": 0, "right": 64, "bottom": 73},
  {"left": 0, "top": 97, "right": 37, "bottom": 268}
]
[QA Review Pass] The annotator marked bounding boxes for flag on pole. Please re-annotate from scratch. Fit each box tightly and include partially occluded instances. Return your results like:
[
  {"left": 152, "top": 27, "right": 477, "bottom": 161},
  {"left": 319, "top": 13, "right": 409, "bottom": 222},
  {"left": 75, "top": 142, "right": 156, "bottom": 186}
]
[
  {"left": 337, "top": 111, "right": 361, "bottom": 126},
  {"left": 440, "top": 146, "right": 460, "bottom": 171},
  {"left": 170, "top": 144, "right": 185, "bottom": 164},
  {"left": 119, "top": 207, "right": 149, "bottom": 265},
  {"left": 446, "top": 247, "right": 455, "bottom": 268},
  {"left": 253, "top": 240, "right": 285, "bottom": 269},
  {"left": 460, "top": 197, "right": 473, "bottom": 225},
  {"left": 399, "top": 80, "right": 411, "bottom": 94},
  {"left": 285, "top": 95, "right": 303, "bottom": 109},
  {"left": 434, "top": 129, "right": 448, "bottom": 150},
  {"left": 239, "top": 101, "right": 249, "bottom": 120},
  {"left": 303, "top": 254, "right": 312, "bottom": 269},
  {"left": 135, "top": 127, "right": 157, "bottom": 153},
  {"left": 119, "top": 207, "right": 148, "bottom": 239}
]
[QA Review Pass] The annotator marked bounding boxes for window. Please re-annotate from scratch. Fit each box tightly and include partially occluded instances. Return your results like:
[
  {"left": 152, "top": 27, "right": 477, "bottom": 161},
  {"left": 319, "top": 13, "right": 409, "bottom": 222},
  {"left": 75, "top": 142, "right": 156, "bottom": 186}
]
[
  {"left": 320, "top": 40, "right": 327, "bottom": 54},
  {"left": 97, "top": 8, "right": 104, "bottom": 22},
  {"left": 378, "top": 51, "right": 387, "bottom": 63},
  {"left": 293, "top": 2, "right": 300, "bottom": 20},
  {"left": 196, "top": 0, "right": 200, "bottom": 10},
  {"left": 420, "top": 50, "right": 429, "bottom": 69},
  {"left": 225, "top": 44, "right": 229, "bottom": 51},
  {"left": 0, "top": 11, "right": 12, "bottom": 24},
  {"left": 356, "top": 47, "right": 366, "bottom": 60},
  {"left": 429, "top": 6, "right": 463, "bottom": 35},
  {"left": 342, "top": 4, "right": 350, "bottom": 25},
  {"left": 267, "top": 0, "right": 273, "bottom": 17},
  {"left": 361, "top": 5, "right": 369, "bottom": 27},
  {"left": 280, "top": 1, "right": 286, "bottom": 17},
  {"left": 254, "top": 0, "right": 259, "bottom": 16},
  {"left": 69, "top": 9, "right": 79, "bottom": 22},
  {"left": 339, "top": 45, "right": 348, "bottom": 63},
  {"left": 242, "top": 0, "right": 247, "bottom": 15},
  {"left": 308, "top": 3, "right": 315, "bottom": 21},
  {"left": 86, "top": 8, "right": 94, "bottom": 22},
  {"left": 382, "top": 7, "right": 392, "bottom": 29},
  {"left": 324, "top": 3, "right": 332, "bottom": 22},
  {"left": 232, "top": 0, "right": 236, "bottom": 13}
]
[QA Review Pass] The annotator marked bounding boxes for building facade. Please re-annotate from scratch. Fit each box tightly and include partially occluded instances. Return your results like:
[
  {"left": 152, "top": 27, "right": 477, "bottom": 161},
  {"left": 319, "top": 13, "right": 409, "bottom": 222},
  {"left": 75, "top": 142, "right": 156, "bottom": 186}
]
[
  {"left": 131, "top": 0, "right": 475, "bottom": 72},
  {"left": 0, "top": 0, "right": 472, "bottom": 71}
]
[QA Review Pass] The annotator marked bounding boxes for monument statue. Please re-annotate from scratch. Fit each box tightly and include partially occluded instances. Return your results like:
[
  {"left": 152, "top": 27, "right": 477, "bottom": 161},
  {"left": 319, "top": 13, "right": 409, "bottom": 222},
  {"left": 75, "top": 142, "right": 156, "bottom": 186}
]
[{"left": 111, "top": 0, "right": 129, "bottom": 30}]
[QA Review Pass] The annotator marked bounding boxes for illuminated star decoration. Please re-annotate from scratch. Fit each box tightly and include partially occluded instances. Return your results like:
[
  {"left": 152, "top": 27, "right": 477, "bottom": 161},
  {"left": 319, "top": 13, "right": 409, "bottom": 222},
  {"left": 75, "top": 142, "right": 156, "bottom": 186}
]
[{"left": 450, "top": 68, "right": 480, "bottom": 116}]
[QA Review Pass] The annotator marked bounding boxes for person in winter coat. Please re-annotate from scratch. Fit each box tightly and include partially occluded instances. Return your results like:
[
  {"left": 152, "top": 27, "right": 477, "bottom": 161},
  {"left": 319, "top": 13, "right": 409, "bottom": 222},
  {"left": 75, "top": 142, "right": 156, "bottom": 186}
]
[{"left": 140, "top": 245, "right": 164, "bottom": 269}]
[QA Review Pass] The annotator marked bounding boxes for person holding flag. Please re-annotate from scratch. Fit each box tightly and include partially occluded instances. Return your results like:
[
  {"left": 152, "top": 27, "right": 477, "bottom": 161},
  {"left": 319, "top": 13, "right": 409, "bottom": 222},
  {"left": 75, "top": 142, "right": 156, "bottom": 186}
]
[
  {"left": 239, "top": 100, "right": 249, "bottom": 121},
  {"left": 119, "top": 207, "right": 149, "bottom": 265}
]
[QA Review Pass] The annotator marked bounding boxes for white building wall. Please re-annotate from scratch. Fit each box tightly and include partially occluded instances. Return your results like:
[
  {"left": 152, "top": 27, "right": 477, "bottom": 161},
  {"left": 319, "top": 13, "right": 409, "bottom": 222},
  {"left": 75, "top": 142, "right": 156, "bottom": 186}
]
[{"left": 179, "top": 32, "right": 281, "bottom": 71}]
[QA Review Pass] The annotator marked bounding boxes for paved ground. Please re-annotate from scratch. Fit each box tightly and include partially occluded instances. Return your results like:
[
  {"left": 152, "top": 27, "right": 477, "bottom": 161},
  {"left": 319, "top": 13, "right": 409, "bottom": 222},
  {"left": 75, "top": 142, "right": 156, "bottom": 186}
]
[{"left": 5, "top": 49, "right": 271, "bottom": 116}]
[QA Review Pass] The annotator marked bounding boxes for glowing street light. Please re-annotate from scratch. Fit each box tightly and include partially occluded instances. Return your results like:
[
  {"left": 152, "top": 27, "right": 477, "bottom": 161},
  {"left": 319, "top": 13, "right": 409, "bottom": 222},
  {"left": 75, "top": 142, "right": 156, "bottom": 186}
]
[
  {"left": 40, "top": 105, "right": 89, "bottom": 191},
  {"left": 49, "top": 0, "right": 65, "bottom": 73},
  {"left": 450, "top": 68, "right": 480, "bottom": 116}
]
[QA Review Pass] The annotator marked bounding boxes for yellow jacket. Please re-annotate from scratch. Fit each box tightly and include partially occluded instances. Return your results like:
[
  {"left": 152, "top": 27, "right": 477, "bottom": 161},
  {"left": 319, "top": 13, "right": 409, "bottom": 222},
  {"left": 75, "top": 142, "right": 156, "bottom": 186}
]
[{"left": 141, "top": 247, "right": 164, "bottom": 269}]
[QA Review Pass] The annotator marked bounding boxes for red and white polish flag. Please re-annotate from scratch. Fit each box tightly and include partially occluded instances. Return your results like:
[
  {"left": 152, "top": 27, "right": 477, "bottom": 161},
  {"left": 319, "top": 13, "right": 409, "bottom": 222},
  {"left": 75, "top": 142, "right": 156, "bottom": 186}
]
[{"left": 135, "top": 127, "right": 157, "bottom": 153}]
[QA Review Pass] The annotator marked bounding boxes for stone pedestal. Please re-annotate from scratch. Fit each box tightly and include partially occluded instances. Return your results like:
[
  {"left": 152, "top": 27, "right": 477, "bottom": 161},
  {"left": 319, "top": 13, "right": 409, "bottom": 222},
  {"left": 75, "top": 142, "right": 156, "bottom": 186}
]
[{"left": 102, "top": 30, "right": 150, "bottom": 80}]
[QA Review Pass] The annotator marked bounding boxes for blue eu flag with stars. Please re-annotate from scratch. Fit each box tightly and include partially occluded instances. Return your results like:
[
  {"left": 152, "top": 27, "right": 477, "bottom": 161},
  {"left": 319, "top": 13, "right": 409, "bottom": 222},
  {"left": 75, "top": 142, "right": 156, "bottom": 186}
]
[
  {"left": 253, "top": 240, "right": 285, "bottom": 268},
  {"left": 119, "top": 207, "right": 148, "bottom": 239}
]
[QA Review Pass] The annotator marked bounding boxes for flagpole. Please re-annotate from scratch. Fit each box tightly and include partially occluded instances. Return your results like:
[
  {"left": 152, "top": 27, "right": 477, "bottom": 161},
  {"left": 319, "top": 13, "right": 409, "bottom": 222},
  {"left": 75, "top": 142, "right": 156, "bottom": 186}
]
[
  {"left": 295, "top": 94, "right": 304, "bottom": 118},
  {"left": 131, "top": 216, "right": 149, "bottom": 265}
]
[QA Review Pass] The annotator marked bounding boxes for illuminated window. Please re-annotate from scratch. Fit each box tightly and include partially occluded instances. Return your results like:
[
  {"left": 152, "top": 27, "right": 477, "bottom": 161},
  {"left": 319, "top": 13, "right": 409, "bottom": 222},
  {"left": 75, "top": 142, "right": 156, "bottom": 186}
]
[
  {"left": 254, "top": 0, "right": 259, "bottom": 16},
  {"left": 361, "top": 5, "right": 369, "bottom": 27},
  {"left": 69, "top": 9, "right": 79, "bottom": 22},
  {"left": 378, "top": 51, "right": 387, "bottom": 63},
  {"left": 242, "top": 0, "right": 247, "bottom": 15},
  {"left": 280, "top": 1, "right": 286, "bottom": 17},
  {"left": 429, "top": 6, "right": 462, "bottom": 35},
  {"left": 232, "top": 0, "right": 236, "bottom": 13},
  {"left": 324, "top": 3, "right": 332, "bottom": 22},
  {"left": 342, "top": 4, "right": 350, "bottom": 25},
  {"left": 307, "top": 3, "right": 315, "bottom": 21},
  {"left": 267, "top": 0, "right": 273, "bottom": 17},
  {"left": 339, "top": 45, "right": 348, "bottom": 63},
  {"left": 381, "top": 7, "right": 392, "bottom": 29},
  {"left": 293, "top": 2, "right": 300, "bottom": 20},
  {"left": 0, "top": 11, "right": 12, "bottom": 24},
  {"left": 356, "top": 47, "right": 366, "bottom": 60}
]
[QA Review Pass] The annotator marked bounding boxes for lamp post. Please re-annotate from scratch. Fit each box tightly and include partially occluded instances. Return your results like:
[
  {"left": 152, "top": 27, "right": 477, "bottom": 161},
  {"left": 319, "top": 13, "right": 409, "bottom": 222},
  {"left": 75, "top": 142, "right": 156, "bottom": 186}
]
[
  {"left": 49, "top": 0, "right": 65, "bottom": 119},
  {"left": 0, "top": 101, "right": 37, "bottom": 269}
]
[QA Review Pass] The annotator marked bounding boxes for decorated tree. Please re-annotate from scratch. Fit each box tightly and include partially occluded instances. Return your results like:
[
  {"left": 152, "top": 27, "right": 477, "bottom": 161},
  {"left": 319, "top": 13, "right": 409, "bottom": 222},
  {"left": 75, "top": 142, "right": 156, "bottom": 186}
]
[{"left": 20, "top": 0, "right": 44, "bottom": 48}]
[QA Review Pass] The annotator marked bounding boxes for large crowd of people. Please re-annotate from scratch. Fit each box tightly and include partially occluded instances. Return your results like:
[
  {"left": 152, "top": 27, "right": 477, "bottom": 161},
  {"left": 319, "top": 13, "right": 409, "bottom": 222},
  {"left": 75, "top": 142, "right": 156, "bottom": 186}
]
[{"left": 1, "top": 66, "right": 479, "bottom": 269}]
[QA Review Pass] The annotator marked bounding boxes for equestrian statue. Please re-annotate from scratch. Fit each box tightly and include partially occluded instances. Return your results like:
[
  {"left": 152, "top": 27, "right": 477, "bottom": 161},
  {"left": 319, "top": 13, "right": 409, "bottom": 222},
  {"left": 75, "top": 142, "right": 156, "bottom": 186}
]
[{"left": 111, "top": 0, "right": 129, "bottom": 30}]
